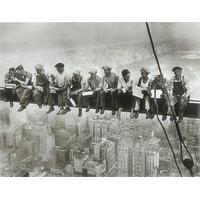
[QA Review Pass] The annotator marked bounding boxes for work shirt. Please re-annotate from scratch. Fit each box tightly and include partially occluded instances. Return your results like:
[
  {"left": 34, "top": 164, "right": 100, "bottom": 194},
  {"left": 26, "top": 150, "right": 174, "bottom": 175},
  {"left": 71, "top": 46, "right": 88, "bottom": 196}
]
[
  {"left": 137, "top": 77, "right": 152, "bottom": 91},
  {"left": 102, "top": 72, "right": 119, "bottom": 89},
  {"left": 55, "top": 71, "right": 70, "bottom": 88},
  {"left": 86, "top": 76, "right": 102, "bottom": 91},
  {"left": 4, "top": 72, "right": 14, "bottom": 83},
  {"left": 33, "top": 72, "right": 49, "bottom": 87},
  {"left": 168, "top": 76, "right": 189, "bottom": 96},
  {"left": 117, "top": 77, "right": 133, "bottom": 92},
  {"left": 15, "top": 71, "right": 32, "bottom": 86}
]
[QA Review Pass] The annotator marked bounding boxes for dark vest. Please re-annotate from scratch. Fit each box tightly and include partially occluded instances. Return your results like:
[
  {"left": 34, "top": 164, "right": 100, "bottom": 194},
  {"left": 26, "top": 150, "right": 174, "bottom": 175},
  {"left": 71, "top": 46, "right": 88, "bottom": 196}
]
[
  {"left": 36, "top": 74, "right": 49, "bottom": 87},
  {"left": 173, "top": 81, "right": 185, "bottom": 96},
  {"left": 15, "top": 73, "right": 32, "bottom": 86},
  {"left": 71, "top": 76, "right": 82, "bottom": 91}
]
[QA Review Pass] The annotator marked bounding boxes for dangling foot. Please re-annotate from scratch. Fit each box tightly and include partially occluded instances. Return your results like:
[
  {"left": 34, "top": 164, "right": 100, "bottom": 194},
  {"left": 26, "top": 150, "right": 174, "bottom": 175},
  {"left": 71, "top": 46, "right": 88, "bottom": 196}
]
[
  {"left": 150, "top": 112, "right": 155, "bottom": 119},
  {"left": 170, "top": 115, "right": 174, "bottom": 121},
  {"left": 46, "top": 106, "right": 55, "bottom": 114},
  {"left": 100, "top": 108, "right": 104, "bottom": 115},
  {"left": 56, "top": 108, "right": 64, "bottom": 115},
  {"left": 162, "top": 115, "right": 167, "bottom": 121},
  {"left": 117, "top": 107, "right": 122, "bottom": 118},
  {"left": 85, "top": 106, "right": 90, "bottom": 112},
  {"left": 112, "top": 109, "right": 116, "bottom": 116},
  {"left": 10, "top": 101, "right": 13, "bottom": 108},
  {"left": 78, "top": 109, "right": 82, "bottom": 117},
  {"left": 17, "top": 106, "right": 26, "bottom": 112},
  {"left": 134, "top": 111, "right": 139, "bottom": 119},
  {"left": 95, "top": 108, "right": 99, "bottom": 113},
  {"left": 61, "top": 107, "right": 71, "bottom": 115},
  {"left": 178, "top": 116, "right": 183, "bottom": 123},
  {"left": 146, "top": 111, "right": 150, "bottom": 119},
  {"left": 130, "top": 109, "right": 135, "bottom": 119}
]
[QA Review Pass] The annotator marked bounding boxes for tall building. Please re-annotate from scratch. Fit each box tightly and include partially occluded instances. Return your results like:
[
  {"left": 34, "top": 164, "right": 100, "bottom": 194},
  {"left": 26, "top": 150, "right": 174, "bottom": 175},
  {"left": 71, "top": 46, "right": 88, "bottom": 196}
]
[
  {"left": 145, "top": 150, "right": 159, "bottom": 177},
  {"left": 0, "top": 107, "right": 10, "bottom": 126},
  {"left": 105, "top": 140, "right": 116, "bottom": 175}
]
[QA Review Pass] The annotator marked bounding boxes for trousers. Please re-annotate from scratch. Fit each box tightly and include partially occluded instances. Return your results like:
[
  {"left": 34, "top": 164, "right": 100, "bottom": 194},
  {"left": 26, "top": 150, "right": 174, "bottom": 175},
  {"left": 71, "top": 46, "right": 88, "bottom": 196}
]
[
  {"left": 33, "top": 88, "right": 49, "bottom": 106},
  {"left": 16, "top": 87, "right": 31, "bottom": 107},
  {"left": 99, "top": 90, "right": 118, "bottom": 110}
]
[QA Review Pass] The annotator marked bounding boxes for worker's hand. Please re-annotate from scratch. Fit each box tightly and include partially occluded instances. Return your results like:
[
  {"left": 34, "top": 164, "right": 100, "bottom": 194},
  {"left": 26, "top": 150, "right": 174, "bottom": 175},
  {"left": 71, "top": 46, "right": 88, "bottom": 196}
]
[
  {"left": 110, "top": 88, "right": 116, "bottom": 93},
  {"left": 57, "top": 87, "right": 64, "bottom": 92},
  {"left": 142, "top": 90, "right": 148, "bottom": 95},
  {"left": 104, "top": 89, "right": 109, "bottom": 93},
  {"left": 94, "top": 88, "right": 102, "bottom": 92},
  {"left": 118, "top": 89, "right": 122, "bottom": 94},
  {"left": 12, "top": 77, "right": 19, "bottom": 82}
]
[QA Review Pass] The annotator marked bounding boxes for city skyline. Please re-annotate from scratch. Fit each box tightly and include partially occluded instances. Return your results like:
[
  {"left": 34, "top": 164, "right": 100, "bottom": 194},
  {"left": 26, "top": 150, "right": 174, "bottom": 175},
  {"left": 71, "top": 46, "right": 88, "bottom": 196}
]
[{"left": 0, "top": 103, "right": 199, "bottom": 177}]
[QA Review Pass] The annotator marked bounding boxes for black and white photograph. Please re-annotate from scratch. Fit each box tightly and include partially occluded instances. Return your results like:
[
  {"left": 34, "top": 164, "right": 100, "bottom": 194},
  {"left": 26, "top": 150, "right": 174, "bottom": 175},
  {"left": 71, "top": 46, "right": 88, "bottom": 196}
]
[{"left": 0, "top": 22, "right": 200, "bottom": 177}]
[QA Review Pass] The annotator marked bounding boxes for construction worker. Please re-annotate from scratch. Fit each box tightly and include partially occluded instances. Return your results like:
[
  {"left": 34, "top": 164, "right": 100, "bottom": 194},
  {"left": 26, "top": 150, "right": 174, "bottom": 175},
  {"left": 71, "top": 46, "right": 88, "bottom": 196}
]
[
  {"left": 33, "top": 64, "right": 50, "bottom": 108},
  {"left": 84, "top": 69, "right": 102, "bottom": 113},
  {"left": 117, "top": 69, "right": 135, "bottom": 119},
  {"left": 13, "top": 65, "right": 33, "bottom": 112},
  {"left": 4, "top": 67, "right": 16, "bottom": 107},
  {"left": 151, "top": 74, "right": 168, "bottom": 121},
  {"left": 46, "top": 63, "right": 71, "bottom": 115},
  {"left": 69, "top": 70, "right": 86, "bottom": 117},
  {"left": 169, "top": 66, "right": 190, "bottom": 122},
  {"left": 100, "top": 66, "right": 119, "bottom": 115},
  {"left": 133, "top": 67, "right": 153, "bottom": 119}
]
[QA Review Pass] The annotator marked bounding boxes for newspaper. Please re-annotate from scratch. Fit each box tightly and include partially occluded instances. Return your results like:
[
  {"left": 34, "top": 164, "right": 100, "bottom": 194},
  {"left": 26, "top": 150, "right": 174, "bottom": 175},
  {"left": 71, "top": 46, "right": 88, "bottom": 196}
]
[
  {"left": 132, "top": 86, "right": 143, "bottom": 99},
  {"left": 82, "top": 91, "right": 94, "bottom": 96}
]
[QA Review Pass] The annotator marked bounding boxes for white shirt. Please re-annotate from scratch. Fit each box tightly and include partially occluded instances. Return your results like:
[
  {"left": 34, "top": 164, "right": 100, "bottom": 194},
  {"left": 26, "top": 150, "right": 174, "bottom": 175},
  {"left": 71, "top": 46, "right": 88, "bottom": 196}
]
[
  {"left": 117, "top": 77, "right": 133, "bottom": 92},
  {"left": 55, "top": 71, "right": 69, "bottom": 88}
]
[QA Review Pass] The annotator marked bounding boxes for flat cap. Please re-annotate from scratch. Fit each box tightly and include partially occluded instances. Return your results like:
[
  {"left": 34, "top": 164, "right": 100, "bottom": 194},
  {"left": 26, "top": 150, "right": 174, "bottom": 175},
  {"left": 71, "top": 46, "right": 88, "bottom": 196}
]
[
  {"left": 140, "top": 67, "right": 150, "bottom": 74},
  {"left": 102, "top": 66, "right": 112, "bottom": 70},
  {"left": 16, "top": 65, "right": 24, "bottom": 70},
  {"left": 73, "top": 70, "right": 81, "bottom": 75},
  {"left": 88, "top": 69, "right": 97, "bottom": 74},
  {"left": 55, "top": 63, "right": 64, "bottom": 68},
  {"left": 35, "top": 64, "right": 44, "bottom": 70},
  {"left": 122, "top": 69, "right": 130, "bottom": 77},
  {"left": 172, "top": 66, "right": 182, "bottom": 72}
]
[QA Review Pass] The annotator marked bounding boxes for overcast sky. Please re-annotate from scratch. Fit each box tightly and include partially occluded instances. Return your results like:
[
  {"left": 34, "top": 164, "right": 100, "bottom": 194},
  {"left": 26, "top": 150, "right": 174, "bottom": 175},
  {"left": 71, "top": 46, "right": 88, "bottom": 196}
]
[{"left": 0, "top": 22, "right": 200, "bottom": 51}]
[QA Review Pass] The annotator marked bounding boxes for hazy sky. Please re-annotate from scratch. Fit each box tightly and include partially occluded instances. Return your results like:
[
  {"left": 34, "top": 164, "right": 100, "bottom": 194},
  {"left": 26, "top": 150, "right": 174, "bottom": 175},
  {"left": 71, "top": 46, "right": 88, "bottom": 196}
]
[{"left": 0, "top": 22, "right": 200, "bottom": 51}]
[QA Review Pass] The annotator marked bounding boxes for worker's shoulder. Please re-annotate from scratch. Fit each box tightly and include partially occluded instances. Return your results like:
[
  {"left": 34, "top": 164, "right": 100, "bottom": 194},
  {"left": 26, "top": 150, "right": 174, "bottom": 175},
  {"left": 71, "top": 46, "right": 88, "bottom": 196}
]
[{"left": 24, "top": 71, "right": 32, "bottom": 78}]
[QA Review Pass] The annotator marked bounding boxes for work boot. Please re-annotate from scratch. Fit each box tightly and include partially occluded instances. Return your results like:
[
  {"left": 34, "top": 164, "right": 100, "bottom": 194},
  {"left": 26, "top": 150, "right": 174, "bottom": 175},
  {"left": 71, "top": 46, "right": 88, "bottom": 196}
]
[
  {"left": 162, "top": 115, "right": 167, "bottom": 121},
  {"left": 46, "top": 106, "right": 55, "bottom": 114},
  {"left": 95, "top": 108, "right": 99, "bottom": 113},
  {"left": 117, "top": 107, "right": 123, "bottom": 118},
  {"left": 78, "top": 109, "right": 82, "bottom": 117},
  {"left": 146, "top": 111, "right": 150, "bottom": 119},
  {"left": 61, "top": 107, "right": 71, "bottom": 115},
  {"left": 150, "top": 112, "right": 155, "bottom": 119},
  {"left": 57, "top": 108, "right": 64, "bottom": 115},
  {"left": 112, "top": 109, "right": 116, "bottom": 116},
  {"left": 10, "top": 101, "right": 13, "bottom": 108},
  {"left": 134, "top": 111, "right": 139, "bottom": 119},
  {"left": 130, "top": 109, "right": 135, "bottom": 119},
  {"left": 178, "top": 116, "right": 183, "bottom": 123},
  {"left": 85, "top": 106, "right": 90, "bottom": 112},
  {"left": 17, "top": 106, "right": 26, "bottom": 112},
  {"left": 4, "top": 98, "right": 9, "bottom": 102},
  {"left": 178, "top": 113, "right": 184, "bottom": 123},
  {"left": 100, "top": 108, "right": 104, "bottom": 115},
  {"left": 170, "top": 115, "right": 175, "bottom": 121}
]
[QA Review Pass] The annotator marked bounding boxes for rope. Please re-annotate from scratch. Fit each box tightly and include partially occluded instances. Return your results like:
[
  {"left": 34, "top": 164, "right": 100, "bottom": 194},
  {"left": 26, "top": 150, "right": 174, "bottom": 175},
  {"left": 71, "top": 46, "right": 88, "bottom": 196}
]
[
  {"left": 153, "top": 89, "right": 182, "bottom": 176},
  {"left": 146, "top": 22, "right": 194, "bottom": 176}
]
